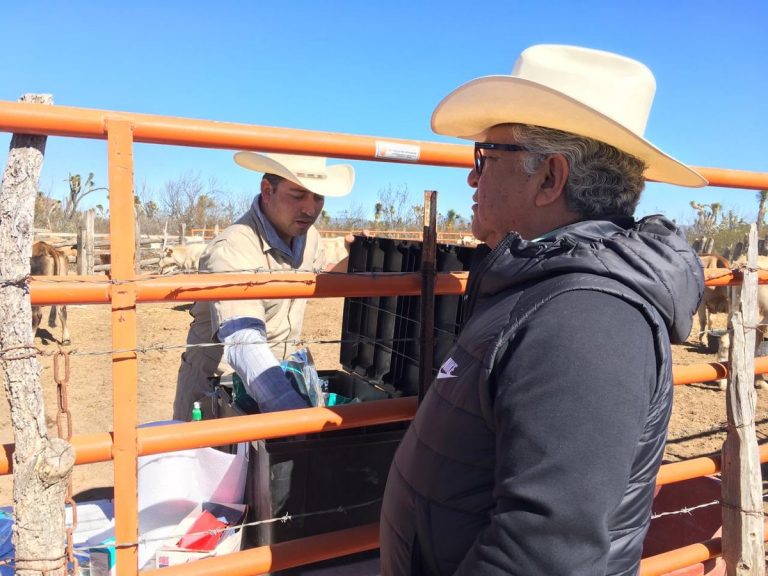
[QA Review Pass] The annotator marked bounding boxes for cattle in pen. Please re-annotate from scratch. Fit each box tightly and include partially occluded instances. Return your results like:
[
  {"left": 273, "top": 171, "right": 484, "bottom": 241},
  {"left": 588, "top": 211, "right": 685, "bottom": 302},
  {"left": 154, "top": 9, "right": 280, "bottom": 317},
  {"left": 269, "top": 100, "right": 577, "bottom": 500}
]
[
  {"left": 709, "top": 253, "right": 768, "bottom": 389},
  {"left": 321, "top": 233, "right": 355, "bottom": 272},
  {"left": 30, "top": 241, "right": 71, "bottom": 345},
  {"left": 159, "top": 242, "right": 207, "bottom": 274},
  {"left": 696, "top": 253, "right": 731, "bottom": 349}
]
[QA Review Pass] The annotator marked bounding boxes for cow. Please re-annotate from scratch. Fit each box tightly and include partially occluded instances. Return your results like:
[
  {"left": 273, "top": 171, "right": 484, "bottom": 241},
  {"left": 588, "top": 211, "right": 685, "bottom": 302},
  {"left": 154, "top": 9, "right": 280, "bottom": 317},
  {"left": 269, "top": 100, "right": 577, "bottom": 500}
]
[
  {"left": 696, "top": 253, "right": 731, "bottom": 349},
  {"left": 57, "top": 244, "right": 78, "bottom": 261},
  {"left": 159, "top": 242, "right": 207, "bottom": 274},
  {"left": 321, "top": 233, "right": 355, "bottom": 272},
  {"left": 30, "top": 241, "right": 71, "bottom": 345},
  {"left": 711, "top": 253, "right": 768, "bottom": 389}
]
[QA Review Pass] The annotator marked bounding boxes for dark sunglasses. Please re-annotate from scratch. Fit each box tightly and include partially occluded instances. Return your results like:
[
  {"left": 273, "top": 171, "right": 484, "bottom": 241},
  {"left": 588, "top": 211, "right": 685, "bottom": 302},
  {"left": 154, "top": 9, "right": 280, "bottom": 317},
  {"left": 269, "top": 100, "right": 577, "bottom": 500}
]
[{"left": 474, "top": 142, "right": 528, "bottom": 175}]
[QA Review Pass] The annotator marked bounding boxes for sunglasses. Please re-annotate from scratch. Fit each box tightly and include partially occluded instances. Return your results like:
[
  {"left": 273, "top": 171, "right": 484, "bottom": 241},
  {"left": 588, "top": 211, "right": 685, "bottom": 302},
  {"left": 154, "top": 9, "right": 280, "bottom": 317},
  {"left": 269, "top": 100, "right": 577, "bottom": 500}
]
[{"left": 474, "top": 142, "right": 528, "bottom": 175}]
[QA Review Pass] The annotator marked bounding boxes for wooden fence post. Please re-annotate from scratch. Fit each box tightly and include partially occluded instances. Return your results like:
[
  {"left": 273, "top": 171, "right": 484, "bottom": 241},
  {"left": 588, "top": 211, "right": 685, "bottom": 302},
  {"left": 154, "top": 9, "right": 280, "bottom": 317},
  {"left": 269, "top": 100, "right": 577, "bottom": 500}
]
[
  {"left": 721, "top": 224, "right": 766, "bottom": 574},
  {"left": 180, "top": 222, "right": 186, "bottom": 245},
  {"left": 419, "top": 190, "right": 437, "bottom": 402},
  {"left": 0, "top": 93, "right": 74, "bottom": 576},
  {"left": 77, "top": 209, "right": 95, "bottom": 275},
  {"left": 161, "top": 220, "right": 169, "bottom": 253}
]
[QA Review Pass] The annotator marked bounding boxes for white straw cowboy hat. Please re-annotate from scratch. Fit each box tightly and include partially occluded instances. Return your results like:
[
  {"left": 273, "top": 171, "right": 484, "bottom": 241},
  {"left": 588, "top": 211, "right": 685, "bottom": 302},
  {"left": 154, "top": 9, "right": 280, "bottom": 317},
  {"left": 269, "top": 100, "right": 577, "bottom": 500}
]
[
  {"left": 431, "top": 44, "right": 706, "bottom": 188},
  {"left": 233, "top": 152, "right": 355, "bottom": 197}
]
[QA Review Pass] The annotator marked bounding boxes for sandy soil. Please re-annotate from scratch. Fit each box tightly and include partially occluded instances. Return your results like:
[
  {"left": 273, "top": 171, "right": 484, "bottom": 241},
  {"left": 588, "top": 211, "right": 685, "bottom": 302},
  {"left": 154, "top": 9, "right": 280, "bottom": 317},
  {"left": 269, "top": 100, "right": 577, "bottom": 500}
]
[{"left": 1, "top": 301, "right": 766, "bottom": 506}]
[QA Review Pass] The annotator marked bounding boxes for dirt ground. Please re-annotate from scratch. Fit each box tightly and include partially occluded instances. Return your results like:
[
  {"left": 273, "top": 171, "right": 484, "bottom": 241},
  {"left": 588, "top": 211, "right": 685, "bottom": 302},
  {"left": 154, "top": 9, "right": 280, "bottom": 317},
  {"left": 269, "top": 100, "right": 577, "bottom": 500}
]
[{"left": 1, "top": 300, "right": 767, "bottom": 506}]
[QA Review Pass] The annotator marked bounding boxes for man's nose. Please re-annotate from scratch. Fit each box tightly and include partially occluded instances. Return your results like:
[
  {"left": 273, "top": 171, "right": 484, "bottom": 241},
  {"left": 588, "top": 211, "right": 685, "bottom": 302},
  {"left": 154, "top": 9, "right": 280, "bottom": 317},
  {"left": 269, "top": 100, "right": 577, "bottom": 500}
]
[
  {"left": 301, "top": 195, "right": 323, "bottom": 216},
  {"left": 467, "top": 168, "right": 479, "bottom": 189}
]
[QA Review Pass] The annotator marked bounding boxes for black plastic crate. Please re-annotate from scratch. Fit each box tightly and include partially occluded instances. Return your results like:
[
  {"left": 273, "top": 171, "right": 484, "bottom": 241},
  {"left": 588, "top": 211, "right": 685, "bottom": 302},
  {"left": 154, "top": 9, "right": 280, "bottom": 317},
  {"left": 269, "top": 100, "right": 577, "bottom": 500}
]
[
  {"left": 213, "top": 235, "right": 476, "bottom": 554},
  {"left": 341, "top": 236, "right": 475, "bottom": 396},
  {"left": 214, "top": 373, "right": 404, "bottom": 550}
]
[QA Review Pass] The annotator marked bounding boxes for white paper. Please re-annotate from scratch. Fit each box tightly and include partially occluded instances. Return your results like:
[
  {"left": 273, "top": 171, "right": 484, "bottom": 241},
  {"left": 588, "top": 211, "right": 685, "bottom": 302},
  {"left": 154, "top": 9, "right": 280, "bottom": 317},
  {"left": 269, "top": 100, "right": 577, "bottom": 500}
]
[
  {"left": 134, "top": 441, "right": 247, "bottom": 568},
  {"left": 137, "top": 443, "right": 247, "bottom": 511},
  {"left": 71, "top": 421, "right": 248, "bottom": 570}
]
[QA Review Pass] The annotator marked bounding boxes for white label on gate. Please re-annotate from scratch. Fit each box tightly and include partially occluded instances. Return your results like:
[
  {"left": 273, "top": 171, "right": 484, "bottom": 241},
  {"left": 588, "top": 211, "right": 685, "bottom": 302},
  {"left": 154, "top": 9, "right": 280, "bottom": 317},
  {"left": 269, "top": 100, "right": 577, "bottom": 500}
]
[{"left": 375, "top": 141, "right": 421, "bottom": 162}]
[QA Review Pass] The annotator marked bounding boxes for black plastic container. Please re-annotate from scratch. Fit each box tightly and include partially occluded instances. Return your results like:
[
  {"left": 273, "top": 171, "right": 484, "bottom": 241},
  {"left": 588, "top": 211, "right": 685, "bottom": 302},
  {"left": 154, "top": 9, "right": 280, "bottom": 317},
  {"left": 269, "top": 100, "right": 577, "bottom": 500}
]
[{"left": 213, "top": 235, "right": 476, "bottom": 553}]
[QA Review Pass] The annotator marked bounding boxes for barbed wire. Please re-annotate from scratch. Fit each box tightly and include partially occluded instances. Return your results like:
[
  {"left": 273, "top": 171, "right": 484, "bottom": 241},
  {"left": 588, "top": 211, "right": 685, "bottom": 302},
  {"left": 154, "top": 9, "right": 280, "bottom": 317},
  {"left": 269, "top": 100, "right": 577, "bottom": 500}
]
[
  {"left": 0, "top": 494, "right": 758, "bottom": 569},
  {"left": 24, "top": 333, "right": 440, "bottom": 359},
  {"left": 650, "top": 499, "right": 722, "bottom": 520},
  {"left": 0, "top": 498, "right": 383, "bottom": 568},
  {"left": 349, "top": 298, "right": 462, "bottom": 340},
  {"left": 13, "top": 257, "right": 768, "bottom": 285},
  {"left": 0, "top": 274, "right": 29, "bottom": 288},
  {"left": 7, "top": 267, "right": 434, "bottom": 286}
]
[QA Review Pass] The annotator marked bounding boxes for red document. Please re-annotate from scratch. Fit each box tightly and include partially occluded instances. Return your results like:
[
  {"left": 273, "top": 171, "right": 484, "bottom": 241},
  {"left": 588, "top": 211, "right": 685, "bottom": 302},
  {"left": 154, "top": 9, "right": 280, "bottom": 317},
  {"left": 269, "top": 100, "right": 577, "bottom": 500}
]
[{"left": 176, "top": 510, "right": 228, "bottom": 551}]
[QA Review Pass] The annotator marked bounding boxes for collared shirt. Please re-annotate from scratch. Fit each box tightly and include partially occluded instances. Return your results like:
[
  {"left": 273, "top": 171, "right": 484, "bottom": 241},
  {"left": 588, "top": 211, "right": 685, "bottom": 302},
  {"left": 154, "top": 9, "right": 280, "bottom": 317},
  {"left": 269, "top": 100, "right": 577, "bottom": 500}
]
[
  {"left": 181, "top": 198, "right": 324, "bottom": 371},
  {"left": 251, "top": 195, "right": 306, "bottom": 268}
]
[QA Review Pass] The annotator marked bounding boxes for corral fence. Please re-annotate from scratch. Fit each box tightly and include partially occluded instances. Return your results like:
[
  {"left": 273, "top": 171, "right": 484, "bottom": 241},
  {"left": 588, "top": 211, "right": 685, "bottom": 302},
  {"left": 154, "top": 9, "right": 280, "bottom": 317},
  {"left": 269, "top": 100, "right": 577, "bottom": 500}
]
[
  {"left": 35, "top": 218, "right": 209, "bottom": 275},
  {"left": 692, "top": 234, "right": 768, "bottom": 262},
  {"left": 2, "top": 96, "right": 768, "bottom": 575},
  {"left": 192, "top": 227, "right": 478, "bottom": 245}
]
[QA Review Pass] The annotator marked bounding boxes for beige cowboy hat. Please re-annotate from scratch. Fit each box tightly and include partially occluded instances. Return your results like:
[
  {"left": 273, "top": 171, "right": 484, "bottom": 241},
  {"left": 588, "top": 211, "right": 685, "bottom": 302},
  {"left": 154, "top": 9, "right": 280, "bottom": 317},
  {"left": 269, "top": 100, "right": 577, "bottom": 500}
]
[
  {"left": 233, "top": 152, "right": 355, "bottom": 197},
  {"left": 431, "top": 44, "right": 706, "bottom": 187}
]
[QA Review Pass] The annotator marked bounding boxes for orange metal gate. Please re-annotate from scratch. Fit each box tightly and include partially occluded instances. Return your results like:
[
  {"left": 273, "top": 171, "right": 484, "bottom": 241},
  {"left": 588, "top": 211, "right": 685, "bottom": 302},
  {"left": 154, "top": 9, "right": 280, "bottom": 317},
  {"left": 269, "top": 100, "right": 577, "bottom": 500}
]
[{"left": 2, "top": 99, "right": 768, "bottom": 575}]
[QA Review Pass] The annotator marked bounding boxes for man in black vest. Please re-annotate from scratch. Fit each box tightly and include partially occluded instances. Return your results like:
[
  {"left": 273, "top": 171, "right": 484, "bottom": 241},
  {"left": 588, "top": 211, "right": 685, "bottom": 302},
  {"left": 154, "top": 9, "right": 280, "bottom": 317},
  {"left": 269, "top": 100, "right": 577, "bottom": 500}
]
[{"left": 380, "top": 44, "right": 705, "bottom": 576}]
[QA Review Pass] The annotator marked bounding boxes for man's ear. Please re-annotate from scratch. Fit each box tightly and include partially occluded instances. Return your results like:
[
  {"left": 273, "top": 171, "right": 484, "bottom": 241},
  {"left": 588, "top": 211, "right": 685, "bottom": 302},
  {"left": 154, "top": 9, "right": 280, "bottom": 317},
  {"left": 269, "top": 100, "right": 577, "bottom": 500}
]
[
  {"left": 534, "top": 154, "right": 569, "bottom": 207},
  {"left": 260, "top": 178, "right": 272, "bottom": 200}
]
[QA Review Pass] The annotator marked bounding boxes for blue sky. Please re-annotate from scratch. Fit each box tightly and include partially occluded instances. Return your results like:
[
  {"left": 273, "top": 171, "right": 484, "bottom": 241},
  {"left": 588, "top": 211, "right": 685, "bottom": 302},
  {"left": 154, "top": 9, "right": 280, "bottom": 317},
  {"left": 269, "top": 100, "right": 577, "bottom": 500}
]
[{"left": 1, "top": 0, "right": 766, "bottom": 226}]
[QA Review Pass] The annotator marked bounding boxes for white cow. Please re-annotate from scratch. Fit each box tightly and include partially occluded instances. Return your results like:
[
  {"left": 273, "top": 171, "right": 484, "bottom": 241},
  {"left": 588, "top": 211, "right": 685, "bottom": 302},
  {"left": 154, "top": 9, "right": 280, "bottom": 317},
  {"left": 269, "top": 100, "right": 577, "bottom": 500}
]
[
  {"left": 321, "top": 233, "right": 356, "bottom": 272},
  {"left": 160, "top": 243, "right": 207, "bottom": 274}
]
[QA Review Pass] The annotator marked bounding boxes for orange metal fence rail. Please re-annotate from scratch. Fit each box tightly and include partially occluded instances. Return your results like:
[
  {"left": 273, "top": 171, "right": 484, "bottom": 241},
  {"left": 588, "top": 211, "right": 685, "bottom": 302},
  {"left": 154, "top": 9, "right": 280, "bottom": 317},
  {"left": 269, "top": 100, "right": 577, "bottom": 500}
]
[
  {"left": 1, "top": 393, "right": 765, "bottom": 482},
  {"left": 27, "top": 271, "right": 469, "bottom": 305},
  {"left": 3, "top": 99, "right": 768, "bottom": 575},
  {"left": 0, "top": 101, "right": 471, "bottom": 167},
  {"left": 24, "top": 267, "right": 763, "bottom": 306},
  {"left": 2, "top": 100, "right": 768, "bottom": 188}
]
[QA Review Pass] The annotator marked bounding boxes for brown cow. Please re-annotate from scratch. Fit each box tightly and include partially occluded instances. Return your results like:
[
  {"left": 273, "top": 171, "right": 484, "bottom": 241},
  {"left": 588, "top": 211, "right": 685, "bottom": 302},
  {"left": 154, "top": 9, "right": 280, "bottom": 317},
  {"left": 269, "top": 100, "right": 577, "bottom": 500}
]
[
  {"left": 30, "top": 241, "right": 71, "bottom": 345},
  {"left": 710, "top": 253, "right": 768, "bottom": 389},
  {"left": 696, "top": 253, "right": 730, "bottom": 349}
]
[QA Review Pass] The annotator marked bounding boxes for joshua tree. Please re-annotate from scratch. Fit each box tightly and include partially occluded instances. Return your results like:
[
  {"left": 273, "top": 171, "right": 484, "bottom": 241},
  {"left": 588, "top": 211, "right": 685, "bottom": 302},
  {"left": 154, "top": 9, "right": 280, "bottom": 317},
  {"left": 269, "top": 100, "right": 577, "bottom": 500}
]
[
  {"left": 64, "top": 172, "right": 107, "bottom": 219},
  {"left": 445, "top": 209, "right": 457, "bottom": 230}
]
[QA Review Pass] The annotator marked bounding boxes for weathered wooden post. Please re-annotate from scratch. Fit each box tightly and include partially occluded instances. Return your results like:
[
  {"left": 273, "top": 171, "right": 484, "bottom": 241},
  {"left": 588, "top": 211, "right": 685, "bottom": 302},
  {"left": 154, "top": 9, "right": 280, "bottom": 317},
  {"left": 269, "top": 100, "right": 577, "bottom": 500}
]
[
  {"left": 419, "top": 190, "right": 437, "bottom": 402},
  {"left": 161, "top": 220, "right": 169, "bottom": 252},
  {"left": 721, "top": 224, "right": 765, "bottom": 574},
  {"left": 179, "top": 222, "right": 187, "bottom": 245},
  {"left": 0, "top": 94, "right": 75, "bottom": 575},
  {"left": 77, "top": 209, "right": 95, "bottom": 275}
]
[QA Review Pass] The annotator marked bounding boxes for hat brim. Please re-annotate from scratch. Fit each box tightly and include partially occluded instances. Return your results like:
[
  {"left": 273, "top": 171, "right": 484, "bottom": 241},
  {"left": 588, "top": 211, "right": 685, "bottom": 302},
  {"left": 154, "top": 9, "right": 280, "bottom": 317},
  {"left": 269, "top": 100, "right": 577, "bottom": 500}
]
[
  {"left": 431, "top": 76, "right": 707, "bottom": 188},
  {"left": 233, "top": 152, "right": 355, "bottom": 197}
]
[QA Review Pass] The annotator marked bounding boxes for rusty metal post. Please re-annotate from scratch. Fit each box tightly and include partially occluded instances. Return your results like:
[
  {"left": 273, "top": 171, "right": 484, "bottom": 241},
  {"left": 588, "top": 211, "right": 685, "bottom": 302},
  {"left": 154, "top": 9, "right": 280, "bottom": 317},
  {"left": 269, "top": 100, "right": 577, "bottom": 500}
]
[
  {"left": 419, "top": 190, "right": 437, "bottom": 401},
  {"left": 105, "top": 118, "right": 140, "bottom": 576}
]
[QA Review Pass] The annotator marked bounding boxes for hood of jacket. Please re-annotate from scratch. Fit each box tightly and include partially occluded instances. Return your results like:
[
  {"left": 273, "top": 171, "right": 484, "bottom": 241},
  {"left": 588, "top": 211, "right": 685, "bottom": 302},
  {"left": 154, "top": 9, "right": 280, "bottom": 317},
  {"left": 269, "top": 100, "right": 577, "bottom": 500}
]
[{"left": 467, "top": 215, "right": 704, "bottom": 344}]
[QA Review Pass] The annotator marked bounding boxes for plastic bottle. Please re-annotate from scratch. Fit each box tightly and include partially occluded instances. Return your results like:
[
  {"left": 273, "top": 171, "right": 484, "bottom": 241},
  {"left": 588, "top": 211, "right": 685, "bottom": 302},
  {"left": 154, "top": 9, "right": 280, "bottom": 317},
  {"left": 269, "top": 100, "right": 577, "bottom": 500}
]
[{"left": 191, "top": 401, "right": 202, "bottom": 422}]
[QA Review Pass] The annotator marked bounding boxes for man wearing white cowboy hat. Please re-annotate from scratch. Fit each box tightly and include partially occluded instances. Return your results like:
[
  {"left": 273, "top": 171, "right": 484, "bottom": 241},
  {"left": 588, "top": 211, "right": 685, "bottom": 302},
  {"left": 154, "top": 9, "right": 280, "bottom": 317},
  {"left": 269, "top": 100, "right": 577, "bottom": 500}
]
[
  {"left": 172, "top": 153, "right": 354, "bottom": 421},
  {"left": 381, "top": 45, "right": 705, "bottom": 575}
]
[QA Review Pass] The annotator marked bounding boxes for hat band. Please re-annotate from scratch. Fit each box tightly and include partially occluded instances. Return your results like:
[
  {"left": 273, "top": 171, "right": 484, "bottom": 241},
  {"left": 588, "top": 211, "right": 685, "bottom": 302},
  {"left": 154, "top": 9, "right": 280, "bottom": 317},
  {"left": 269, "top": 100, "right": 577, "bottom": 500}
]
[{"left": 296, "top": 171, "right": 328, "bottom": 180}]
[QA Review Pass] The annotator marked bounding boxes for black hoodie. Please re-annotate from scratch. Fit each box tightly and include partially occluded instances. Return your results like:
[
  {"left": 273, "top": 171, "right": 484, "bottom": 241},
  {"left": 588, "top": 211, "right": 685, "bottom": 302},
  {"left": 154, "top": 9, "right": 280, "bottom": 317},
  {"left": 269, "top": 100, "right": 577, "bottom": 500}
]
[{"left": 380, "top": 215, "right": 704, "bottom": 576}]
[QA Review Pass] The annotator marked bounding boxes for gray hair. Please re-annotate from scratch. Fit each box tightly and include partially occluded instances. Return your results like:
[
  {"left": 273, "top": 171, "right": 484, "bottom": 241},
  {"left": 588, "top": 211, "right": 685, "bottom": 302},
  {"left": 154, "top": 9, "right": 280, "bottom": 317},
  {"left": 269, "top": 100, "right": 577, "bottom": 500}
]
[{"left": 506, "top": 124, "right": 647, "bottom": 218}]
